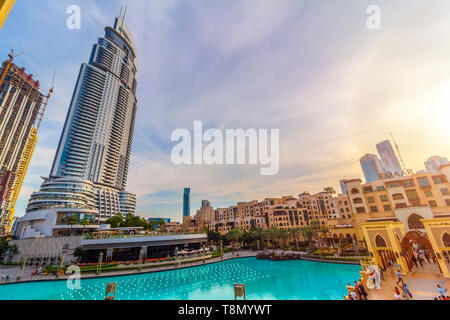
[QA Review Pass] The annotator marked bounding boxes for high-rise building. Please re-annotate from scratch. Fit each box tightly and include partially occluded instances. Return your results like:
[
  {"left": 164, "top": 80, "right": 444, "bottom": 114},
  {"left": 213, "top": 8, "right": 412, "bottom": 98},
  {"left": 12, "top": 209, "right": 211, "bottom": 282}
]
[
  {"left": 425, "top": 156, "right": 449, "bottom": 173},
  {"left": 339, "top": 179, "right": 347, "bottom": 194},
  {"left": 19, "top": 10, "right": 138, "bottom": 236},
  {"left": 376, "top": 140, "right": 402, "bottom": 175},
  {"left": 183, "top": 188, "right": 191, "bottom": 217},
  {"left": 0, "top": 61, "right": 44, "bottom": 235},
  {"left": 360, "top": 154, "right": 384, "bottom": 183}
]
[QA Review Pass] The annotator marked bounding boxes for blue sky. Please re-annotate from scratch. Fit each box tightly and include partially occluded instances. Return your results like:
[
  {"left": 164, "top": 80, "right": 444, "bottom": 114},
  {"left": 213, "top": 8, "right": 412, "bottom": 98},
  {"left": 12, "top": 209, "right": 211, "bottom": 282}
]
[{"left": 2, "top": 0, "right": 450, "bottom": 222}]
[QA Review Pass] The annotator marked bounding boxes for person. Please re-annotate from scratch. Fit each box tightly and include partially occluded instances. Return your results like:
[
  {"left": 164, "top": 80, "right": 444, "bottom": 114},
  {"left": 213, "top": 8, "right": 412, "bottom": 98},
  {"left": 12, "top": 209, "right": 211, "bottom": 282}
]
[
  {"left": 387, "top": 260, "right": 395, "bottom": 276},
  {"left": 437, "top": 284, "right": 447, "bottom": 299},
  {"left": 354, "top": 281, "right": 362, "bottom": 299},
  {"left": 424, "top": 250, "right": 431, "bottom": 263},
  {"left": 358, "top": 279, "right": 368, "bottom": 300},
  {"left": 393, "top": 287, "right": 403, "bottom": 300},
  {"left": 411, "top": 255, "right": 418, "bottom": 269},
  {"left": 350, "top": 290, "right": 357, "bottom": 300},
  {"left": 416, "top": 251, "right": 424, "bottom": 268},
  {"left": 402, "top": 283, "right": 413, "bottom": 300},
  {"left": 419, "top": 251, "right": 426, "bottom": 265},
  {"left": 377, "top": 264, "right": 385, "bottom": 281},
  {"left": 396, "top": 269, "right": 405, "bottom": 286}
]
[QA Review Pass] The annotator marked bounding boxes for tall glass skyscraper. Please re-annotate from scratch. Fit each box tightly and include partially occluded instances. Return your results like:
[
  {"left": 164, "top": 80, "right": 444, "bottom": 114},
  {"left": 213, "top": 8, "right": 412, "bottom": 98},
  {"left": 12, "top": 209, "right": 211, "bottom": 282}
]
[
  {"left": 360, "top": 154, "right": 384, "bottom": 183},
  {"left": 23, "top": 11, "right": 137, "bottom": 226},
  {"left": 183, "top": 188, "right": 191, "bottom": 217},
  {"left": 376, "top": 140, "right": 402, "bottom": 176}
]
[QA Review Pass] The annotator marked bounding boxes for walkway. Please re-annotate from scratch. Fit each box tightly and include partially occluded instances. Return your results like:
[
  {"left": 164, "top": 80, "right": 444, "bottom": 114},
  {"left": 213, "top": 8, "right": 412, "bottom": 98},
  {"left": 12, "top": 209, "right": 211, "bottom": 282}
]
[{"left": 356, "top": 261, "right": 450, "bottom": 300}]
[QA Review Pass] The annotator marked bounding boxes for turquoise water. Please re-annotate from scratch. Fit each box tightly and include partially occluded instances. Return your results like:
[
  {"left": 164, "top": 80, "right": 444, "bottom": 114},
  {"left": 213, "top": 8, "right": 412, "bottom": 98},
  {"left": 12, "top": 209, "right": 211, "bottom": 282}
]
[{"left": 0, "top": 258, "right": 359, "bottom": 300}]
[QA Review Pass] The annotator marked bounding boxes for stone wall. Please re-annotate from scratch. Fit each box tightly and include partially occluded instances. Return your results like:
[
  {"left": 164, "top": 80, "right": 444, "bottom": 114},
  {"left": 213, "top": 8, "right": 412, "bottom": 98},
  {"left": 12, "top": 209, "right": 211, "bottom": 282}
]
[{"left": 4, "top": 236, "right": 83, "bottom": 265}]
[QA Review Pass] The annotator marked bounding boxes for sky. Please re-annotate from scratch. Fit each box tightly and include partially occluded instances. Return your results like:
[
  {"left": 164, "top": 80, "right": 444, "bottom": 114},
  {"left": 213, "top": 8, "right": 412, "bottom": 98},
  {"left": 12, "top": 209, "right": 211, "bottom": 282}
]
[{"left": 1, "top": 0, "right": 450, "bottom": 222}]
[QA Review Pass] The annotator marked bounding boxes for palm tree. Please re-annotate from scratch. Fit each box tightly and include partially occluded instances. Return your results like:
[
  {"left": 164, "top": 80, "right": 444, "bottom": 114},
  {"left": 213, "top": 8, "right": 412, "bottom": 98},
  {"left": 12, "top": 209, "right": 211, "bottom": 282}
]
[
  {"left": 278, "top": 228, "right": 290, "bottom": 250},
  {"left": 67, "top": 215, "right": 79, "bottom": 235},
  {"left": 225, "top": 229, "right": 243, "bottom": 253},
  {"left": 301, "top": 226, "right": 314, "bottom": 248},
  {"left": 319, "top": 226, "right": 329, "bottom": 247},
  {"left": 323, "top": 186, "right": 336, "bottom": 194},
  {"left": 289, "top": 228, "right": 301, "bottom": 251},
  {"left": 81, "top": 218, "right": 90, "bottom": 234}
]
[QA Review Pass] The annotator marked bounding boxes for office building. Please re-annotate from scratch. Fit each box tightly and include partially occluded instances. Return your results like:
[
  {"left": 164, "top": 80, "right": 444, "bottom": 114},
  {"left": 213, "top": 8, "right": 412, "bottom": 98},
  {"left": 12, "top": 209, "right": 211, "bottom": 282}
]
[
  {"left": 376, "top": 140, "right": 402, "bottom": 175},
  {"left": 425, "top": 155, "right": 449, "bottom": 173},
  {"left": 183, "top": 188, "right": 191, "bottom": 217},
  {"left": 360, "top": 154, "right": 384, "bottom": 183}
]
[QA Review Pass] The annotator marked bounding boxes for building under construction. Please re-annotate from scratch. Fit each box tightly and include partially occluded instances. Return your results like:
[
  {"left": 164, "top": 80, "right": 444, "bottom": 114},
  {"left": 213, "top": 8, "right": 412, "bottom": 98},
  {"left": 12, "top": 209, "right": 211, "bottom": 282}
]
[{"left": 0, "top": 60, "right": 44, "bottom": 235}]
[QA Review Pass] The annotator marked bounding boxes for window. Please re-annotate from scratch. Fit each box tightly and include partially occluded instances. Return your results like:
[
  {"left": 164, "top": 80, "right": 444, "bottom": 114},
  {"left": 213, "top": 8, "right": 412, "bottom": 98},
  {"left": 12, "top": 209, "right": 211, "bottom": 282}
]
[
  {"left": 350, "top": 188, "right": 359, "bottom": 194},
  {"left": 428, "top": 200, "right": 438, "bottom": 208},
  {"left": 353, "top": 198, "right": 363, "bottom": 204},
  {"left": 392, "top": 193, "right": 404, "bottom": 200},
  {"left": 375, "top": 235, "right": 387, "bottom": 247},
  {"left": 377, "top": 186, "right": 385, "bottom": 191},
  {"left": 408, "top": 214, "right": 425, "bottom": 229},
  {"left": 370, "top": 206, "right": 378, "bottom": 213},
  {"left": 423, "top": 189, "right": 433, "bottom": 198},
  {"left": 383, "top": 205, "right": 392, "bottom": 211},
  {"left": 380, "top": 195, "right": 388, "bottom": 202},
  {"left": 395, "top": 203, "right": 407, "bottom": 209},
  {"left": 356, "top": 207, "right": 366, "bottom": 213},
  {"left": 446, "top": 199, "right": 450, "bottom": 206},
  {"left": 404, "top": 181, "right": 413, "bottom": 188},
  {"left": 389, "top": 184, "right": 399, "bottom": 188},
  {"left": 443, "top": 233, "right": 450, "bottom": 247},
  {"left": 440, "top": 188, "right": 450, "bottom": 196},
  {"left": 367, "top": 197, "right": 375, "bottom": 204},
  {"left": 418, "top": 177, "right": 430, "bottom": 187},
  {"left": 405, "top": 190, "right": 419, "bottom": 200}
]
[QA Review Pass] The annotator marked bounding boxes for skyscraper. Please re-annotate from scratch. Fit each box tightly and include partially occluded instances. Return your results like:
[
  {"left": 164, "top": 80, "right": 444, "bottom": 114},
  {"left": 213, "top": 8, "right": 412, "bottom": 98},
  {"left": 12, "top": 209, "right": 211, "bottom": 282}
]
[
  {"left": 376, "top": 140, "right": 402, "bottom": 175},
  {"left": 360, "top": 154, "right": 384, "bottom": 183},
  {"left": 183, "top": 188, "right": 191, "bottom": 217},
  {"left": 425, "top": 156, "right": 449, "bottom": 172},
  {"left": 23, "top": 10, "right": 137, "bottom": 224},
  {"left": 0, "top": 61, "right": 43, "bottom": 234}
]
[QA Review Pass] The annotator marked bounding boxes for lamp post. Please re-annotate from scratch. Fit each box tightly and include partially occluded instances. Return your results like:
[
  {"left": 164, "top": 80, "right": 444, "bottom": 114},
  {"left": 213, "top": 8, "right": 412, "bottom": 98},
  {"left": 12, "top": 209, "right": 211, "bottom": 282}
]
[
  {"left": 17, "top": 257, "right": 26, "bottom": 281},
  {"left": 138, "top": 250, "right": 143, "bottom": 273},
  {"left": 96, "top": 252, "right": 103, "bottom": 275}
]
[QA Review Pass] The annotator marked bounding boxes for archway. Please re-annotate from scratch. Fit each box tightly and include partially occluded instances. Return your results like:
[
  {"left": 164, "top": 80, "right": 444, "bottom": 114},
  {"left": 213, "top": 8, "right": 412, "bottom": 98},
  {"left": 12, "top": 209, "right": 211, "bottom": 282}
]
[
  {"left": 401, "top": 230, "right": 433, "bottom": 271},
  {"left": 408, "top": 214, "right": 425, "bottom": 230}
]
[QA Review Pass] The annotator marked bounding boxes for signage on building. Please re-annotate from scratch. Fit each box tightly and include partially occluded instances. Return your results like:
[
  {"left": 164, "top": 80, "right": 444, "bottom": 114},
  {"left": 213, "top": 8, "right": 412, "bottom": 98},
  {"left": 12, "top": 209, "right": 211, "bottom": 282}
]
[{"left": 378, "top": 169, "right": 414, "bottom": 180}]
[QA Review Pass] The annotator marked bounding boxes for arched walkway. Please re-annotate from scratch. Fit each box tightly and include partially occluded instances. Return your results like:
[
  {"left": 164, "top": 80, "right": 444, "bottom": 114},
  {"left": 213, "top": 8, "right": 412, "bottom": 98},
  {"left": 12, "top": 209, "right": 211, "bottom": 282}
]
[{"left": 401, "top": 230, "right": 434, "bottom": 271}]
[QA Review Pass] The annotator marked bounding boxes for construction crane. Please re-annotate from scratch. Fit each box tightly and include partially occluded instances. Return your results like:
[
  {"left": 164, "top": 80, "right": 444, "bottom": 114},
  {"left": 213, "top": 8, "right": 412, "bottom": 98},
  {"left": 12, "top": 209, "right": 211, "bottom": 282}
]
[
  {"left": 36, "top": 68, "right": 56, "bottom": 132},
  {"left": 0, "top": 49, "right": 27, "bottom": 88},
  {"left": 390, "top": 132, "right": 407, "bottom": 172}
]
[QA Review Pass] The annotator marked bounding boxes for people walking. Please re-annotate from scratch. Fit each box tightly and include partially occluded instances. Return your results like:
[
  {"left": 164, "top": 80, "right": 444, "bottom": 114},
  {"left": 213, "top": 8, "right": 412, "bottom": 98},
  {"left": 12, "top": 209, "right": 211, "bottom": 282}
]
[
  {"left": 358, "top": 279, "right": 368, "bottom": 300},
  {"left": 437, "top": 284, "right": 448, "bottom": 299},
  {"left": 396, "top": 269, "right": 405, "bottom": 286},
  {"left": 393, "top": 287, "right": 403, "bottom": 300}
]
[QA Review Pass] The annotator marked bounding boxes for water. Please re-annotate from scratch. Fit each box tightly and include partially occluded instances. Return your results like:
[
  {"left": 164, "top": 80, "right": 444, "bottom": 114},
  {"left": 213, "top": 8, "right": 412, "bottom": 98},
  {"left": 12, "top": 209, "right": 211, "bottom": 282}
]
[{"left": 0, "top": 258, "right": 359, "bottom": 300}]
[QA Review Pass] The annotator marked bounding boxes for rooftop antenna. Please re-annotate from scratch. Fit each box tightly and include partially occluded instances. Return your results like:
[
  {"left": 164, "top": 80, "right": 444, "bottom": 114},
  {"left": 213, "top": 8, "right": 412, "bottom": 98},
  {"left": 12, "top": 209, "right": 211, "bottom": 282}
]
[
  {"left": 390, "top": 132, "right": 407, "bottom": 172},
  {"left": 122, "top": 5, "right": 128, "bottom": 28},
  {"left": 36, "top": 69, "right": 56, "bottom": 132}
]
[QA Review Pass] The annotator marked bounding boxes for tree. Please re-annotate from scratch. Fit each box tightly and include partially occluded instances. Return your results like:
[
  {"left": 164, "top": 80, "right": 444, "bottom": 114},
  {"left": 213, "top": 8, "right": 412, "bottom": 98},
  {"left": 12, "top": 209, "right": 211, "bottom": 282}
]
[
  {"left": 81, "top": 218, "right": 90, "bottom": 234},
  {"left": 225, "top": 229, "right": 243, "bottom": 252},
  {"left": 67, "top": 215, "right": 79, "bottom": 235},
  {"left": 73, "top": 247, "right": 83, "bottom": 261},
  {"left": 277, "top": 228, "right": 290, "bottom": 250},
  {"left": 106, "top": 214, "right": 123, "bottom": 228},
  {"left": 289, "top": 228, "right": 301, "bottom": 251},
  {"left": 323, "top": 187, "right": 336, "bottom": 194},
  {"left": 207, "top": 230, "right": 221, "bottom": 244},
  {"left": 301, "top": 226, "right": 314, "bottom": 248}
]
